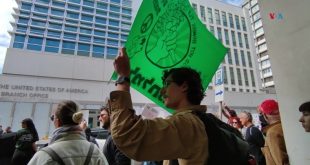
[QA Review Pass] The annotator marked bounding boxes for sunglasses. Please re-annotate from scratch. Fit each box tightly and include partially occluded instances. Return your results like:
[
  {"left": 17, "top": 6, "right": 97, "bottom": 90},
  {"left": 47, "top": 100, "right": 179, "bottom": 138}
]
[{"left": 50, "top": 115, "right": 54, "bottom": 121}]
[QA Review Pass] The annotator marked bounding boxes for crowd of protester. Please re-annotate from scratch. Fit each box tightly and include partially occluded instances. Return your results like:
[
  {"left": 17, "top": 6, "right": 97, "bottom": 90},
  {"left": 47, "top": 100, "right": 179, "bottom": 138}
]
[{"left": 1, "top": 47, "right": 309, "bottom": 164}]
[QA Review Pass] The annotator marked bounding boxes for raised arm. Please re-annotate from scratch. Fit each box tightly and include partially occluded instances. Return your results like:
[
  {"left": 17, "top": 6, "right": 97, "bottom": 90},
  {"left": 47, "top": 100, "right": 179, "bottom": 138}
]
[{"left": 114, "top": 47, "right": 130, "bottom": 92}]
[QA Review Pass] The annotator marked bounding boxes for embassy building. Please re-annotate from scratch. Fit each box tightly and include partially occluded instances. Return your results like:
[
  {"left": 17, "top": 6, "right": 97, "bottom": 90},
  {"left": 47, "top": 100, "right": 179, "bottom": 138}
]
[{"left": 0, "top": 0, "right": 275, "bottom": 138}]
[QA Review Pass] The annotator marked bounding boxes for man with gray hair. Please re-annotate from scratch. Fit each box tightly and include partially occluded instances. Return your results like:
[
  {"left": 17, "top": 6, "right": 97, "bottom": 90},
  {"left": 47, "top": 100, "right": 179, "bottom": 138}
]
[{"left": 239, "top": 111, "right": 265, "bottom": 165}]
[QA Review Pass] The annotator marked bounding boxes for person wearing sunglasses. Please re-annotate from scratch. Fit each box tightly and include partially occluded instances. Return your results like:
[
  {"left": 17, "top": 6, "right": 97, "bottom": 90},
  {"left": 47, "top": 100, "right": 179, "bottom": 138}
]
[
  {"left": 99, "top": 106, "right": 131, "bottom": 165},
  {"left": 28, "top": 100, "right": 108, "bottom": 165},
  {"left": 110, "top": 48, "right": 208, "bottom": 164}
]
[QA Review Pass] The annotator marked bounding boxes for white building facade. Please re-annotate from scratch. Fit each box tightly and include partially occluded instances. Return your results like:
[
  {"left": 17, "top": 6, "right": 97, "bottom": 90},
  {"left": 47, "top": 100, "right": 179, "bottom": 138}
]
[
  {"left": 242, "top": 0, "right": 275, "bottom": 89},
  {"left": 0, "top": 0, "right": 275, "bottom": 138}
]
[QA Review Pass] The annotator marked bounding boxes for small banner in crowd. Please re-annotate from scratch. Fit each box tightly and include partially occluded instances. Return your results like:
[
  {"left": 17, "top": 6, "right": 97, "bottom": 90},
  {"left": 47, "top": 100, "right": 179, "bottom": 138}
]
[{"left": 123, "top": 0, "right": 227, "bottom": 113}]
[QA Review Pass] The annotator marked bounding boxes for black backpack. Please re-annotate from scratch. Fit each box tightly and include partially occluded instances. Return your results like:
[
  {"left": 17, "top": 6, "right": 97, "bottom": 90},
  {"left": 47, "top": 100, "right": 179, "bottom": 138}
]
[{"left": 192, "top": 111, "right": 250, "bottom": 165}]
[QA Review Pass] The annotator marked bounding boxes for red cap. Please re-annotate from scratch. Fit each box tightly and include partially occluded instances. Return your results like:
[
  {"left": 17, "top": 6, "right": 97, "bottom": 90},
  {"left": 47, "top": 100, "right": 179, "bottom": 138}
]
[{"left": 259, "top": 99, "right": 279, "bottom": 115}]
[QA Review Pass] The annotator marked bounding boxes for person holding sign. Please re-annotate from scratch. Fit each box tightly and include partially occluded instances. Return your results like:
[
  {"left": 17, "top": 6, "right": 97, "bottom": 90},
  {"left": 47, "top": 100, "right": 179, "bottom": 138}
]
[{"left": 109, "top": 48, "right": 208, "bottom": 164}]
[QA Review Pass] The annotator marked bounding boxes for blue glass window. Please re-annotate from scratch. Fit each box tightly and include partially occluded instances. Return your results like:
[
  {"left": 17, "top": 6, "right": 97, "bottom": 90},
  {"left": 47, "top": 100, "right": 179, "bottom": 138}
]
[
  {"left": 109, "top": 26, "right": 119, "bottom": 32},
  {"left": 68, "top": 0, "right": 80, "bottom": 4},
  {"left": 82, "top": 7, "right": 94, "bottom": 13},
  {"left": 108, "top": 32, "right": 118, "bottom": 39},
  {"left": 80, "top": 28, "right": 92, "bottom": 34},
  {"left": 34, "top": 5, "right": 48, "bottom": 13},
  {"left": 52, "top": 1, "right": 65, "bottom": 7},
  {"left": 30, "top": 27, "right": 45, "bottom": 35},
  {"left": 51, "top": 9, "right": 64, "bottom": 16},
  {"left": 62, "top": 41, "right": 75, "bottom": 55},
  {"left": 81, "top": 14, "right": 93, "bottom": 22},
  {"left": 65, "top": 25, "right": 77, "bottom": 32},
  {"left": 94, "top": 24, "right": 106, "bottom": 30},
  {"left": 94, "top": 30, "right": 105, "bottom": 36},
  {"left": 111, "top": 0, "right": 120, "bottom": 4},
  {"left": 20, "top": 11, "right": 31, "bottom": 16},
  {"left": 83, "top": 0, "right": 94, "bottom": 7},
  {"left": 67, "top": 12, "right": 79, "bottom": 19},
  {"left": 110, "top": 5, "right": 120, "bottom": 12},
  {"left": 50, "top": 17, "right": 63, "bottom": 22},
  {"left": 96, "top": 17, "right": 106, "bottom": 24},
  {"left": 80, "top": 22, "right": 93, "bottom": 27},
  {"left": 36, "top": 0, "right": 50, "bottom": 4},
  {"left": 107, "top": 39, "right": 118, "bottom": 46},
  {"left": 45, "top": 39, "right": 59, "bottom": 53},
  {"left": 109, "top": 20, "right": 119, "bottom": 26},
  {"left": 107, "top": 47, "right": 118, "bottom": 58},
  {"left": 122, "top": 15, "right": 131, "bottom": 21},
  {"left": 18, "top": 18, "right": 29, "bottom": 24},
  {"left": 121, "top": 22, "right": 131, "bottom": 29},
  {"left": 16, "top": 25, "right": 27, "bottom": 33},
  {"left": 94, "top": 37, "right": 105, "bottom": 44},
  {"left": 66, "top": 19, "right": 78, "bottom": 24},
  {"left": 110, "top": 13, "right": 119, "bottom": 18},
  {"left": 21, "top": 2, "right": 32, "bottom": 10},
  {"left": 13, "top": 35, "right": 26, "bottom": 48},
  {"left": 77, "top": 43, "right": 90, "bottom": 56},
  {"left": 79, "top": 35, "right": 91, "bottom": 42},
  {"left": 33, "top": 13, "right": 48, "bottom": 19},
  {"left": 96, "top": 10, "right": 107, "bottom": 16},
  {"left": 32, "top": 20, "right": 46, "bottom": 27},
  {"left": 63, "top": 33, "right": 76, "bottom": 40},
  {"left": 27, "top": 36, "right": 43, "bottom": 51},
  {"left": 121, "top": 28, "right": 130, "bottom": 33},
  {"left": 67, "top": 4, "right": 80, "bottom": 11},
  {"left": 122, "top": 8, "right": 131, "bottom": 15},
  {"left": 49, "top": 22, "right": 62, "bottom": 29},
  {"left": 121, "top": 34, "right": 127, "bottom": 40},
  {"left": 47, "top": 30, "right": 61, "bottom": 38},
  {"left": 92, "top": 45, "right": 104, "bottom": 58},
  {"left": 235, "top": 15, "right": 240, "bottom": 30},
  {"left": 97, "top": 2, "right": 107, "bottom": 9}
]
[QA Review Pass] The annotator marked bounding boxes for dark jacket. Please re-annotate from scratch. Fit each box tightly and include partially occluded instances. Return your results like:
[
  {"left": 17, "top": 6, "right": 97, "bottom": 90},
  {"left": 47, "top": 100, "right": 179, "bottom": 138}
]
[
  {"left": 245, "top": 125, "right": 266, "bottom": 165},
  {"left": 103, "top": 133, "right": 131, "bottom": 165}
]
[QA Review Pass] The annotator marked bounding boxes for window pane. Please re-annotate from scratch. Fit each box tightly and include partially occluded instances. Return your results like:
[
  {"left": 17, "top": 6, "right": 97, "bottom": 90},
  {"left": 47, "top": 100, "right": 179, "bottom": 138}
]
[
  {"left": 62, "top": 41, "right": 75, "bottom": 54},
  {"left": 77, "top": 43, "right": 90, "bottom": 56},
  {"left": 12, "top": 103, "right": 33, "bottom": 132},
  {"left": 33, "top": 103, "right": 50, "bottom": 138},
  {"left": 122, "top": 8, "right": 131, "bottom": 15},
  {"left": 107, "top": 47, "right": 118, "bottom": 58},
  {"left": 51, "top": 8, "right": 64, "bottom": 16},
  {"left": 0, "top": 102, "right": 13, "bottom": 129},
  {"left": 21, "top": 2, "right": 32, "bottom": 10},
  {"left": 34, "top": 5, "right": 48, "bottom": 13},
  {"left": 92, "top": 45, "right": 104, "bottom": 58}
]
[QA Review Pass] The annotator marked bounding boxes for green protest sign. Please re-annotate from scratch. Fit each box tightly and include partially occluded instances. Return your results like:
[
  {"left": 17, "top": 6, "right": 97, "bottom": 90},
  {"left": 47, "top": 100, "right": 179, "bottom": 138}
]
[{"left": 125, "top": 0, "right": 227, "bottom": 113}]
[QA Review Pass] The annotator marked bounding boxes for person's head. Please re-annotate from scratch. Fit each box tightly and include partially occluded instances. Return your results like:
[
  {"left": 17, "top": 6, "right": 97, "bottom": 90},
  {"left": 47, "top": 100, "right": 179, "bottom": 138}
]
[
  {"left": 298, "top": 101, "right": 310, "bottom": 132},
  {"left": 52, "top": 100, "right": 83, "bottom": 128},
  {"left": 161, "top": 67, "right": 205, "bottom": 110},
  {"left": 231, "top": 117, "right": 242, "bottom": 129},
  {"left": 99, "top": 106, "right": 110, "bottom": 129},
  {"left": 5, "top": 126, "right": 12, "bottom": 133},
  {"left": 238, "top": 111, "right": 253, "bottom": 127},
  {"left": 258, "top": 99, "right": 280, "bottom": 124},
  {"left": 229, "top": 109, "right": 237, "bottom": 117},
  {"left": 21, "top": 118, "right": 39, "bottom": 141}
]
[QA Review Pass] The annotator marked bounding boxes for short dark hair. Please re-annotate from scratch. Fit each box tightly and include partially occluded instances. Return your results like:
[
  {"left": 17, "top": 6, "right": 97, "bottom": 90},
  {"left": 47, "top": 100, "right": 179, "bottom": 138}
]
[
  {"left": 162, "top": 67, "right": 205, "bottom": 105},
  {"left": 299, "top": 101, "right": 310, "bottom": 112},
  {"left": 100, "top": 106, "right": 110, "bottom": 116}
]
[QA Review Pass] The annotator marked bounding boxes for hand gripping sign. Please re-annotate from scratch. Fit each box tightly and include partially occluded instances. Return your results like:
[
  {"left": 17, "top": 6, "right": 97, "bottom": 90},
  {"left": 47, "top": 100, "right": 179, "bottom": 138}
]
[{"left": 118, "top": 0, "right": 227, "bottom": 113}]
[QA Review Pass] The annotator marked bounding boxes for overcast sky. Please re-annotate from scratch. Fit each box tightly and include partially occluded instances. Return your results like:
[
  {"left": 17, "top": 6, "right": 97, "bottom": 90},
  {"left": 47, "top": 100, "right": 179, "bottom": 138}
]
[{"left": 0, "top": 0, "right": 243, "bottom": 74}]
